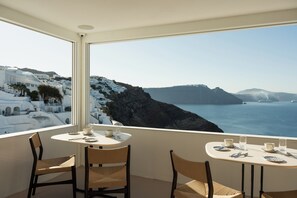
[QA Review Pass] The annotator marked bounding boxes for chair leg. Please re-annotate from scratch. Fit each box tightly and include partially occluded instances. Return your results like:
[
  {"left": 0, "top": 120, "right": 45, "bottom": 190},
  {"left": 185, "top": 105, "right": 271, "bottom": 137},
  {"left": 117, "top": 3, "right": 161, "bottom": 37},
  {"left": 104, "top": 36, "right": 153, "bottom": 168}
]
[
  {"left": 32, "top": 175, "right": 39, "bottom": 195},
  {"left": 27, "top": 174, "right": 35, "bottom": 198},
  {"left": 170, "top": 188, "right": 175, "bottom": 198},
  {"left": 125, "top": 192, "right": 130, "bottom": 198},
  {"left": 84, "top": 189, "right": 88, "bottom": 198},
  {"left": 72, "top": 166, "right": 77, "bottom": 198},
  {"left": 122, "top": 185, "right": 128, "bottom": 198},
  {"left": 126, "top": 185, "right": 130, "bottom": 198}
]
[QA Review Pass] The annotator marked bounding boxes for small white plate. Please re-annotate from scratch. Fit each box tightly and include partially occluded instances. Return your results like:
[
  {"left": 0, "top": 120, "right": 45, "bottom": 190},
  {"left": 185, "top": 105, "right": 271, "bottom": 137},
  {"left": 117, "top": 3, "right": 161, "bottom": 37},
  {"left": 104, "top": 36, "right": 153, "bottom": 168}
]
[
  {"left": 264, "top": 156, "right": 286, "bottom": 163},
  {"left": 85, "top": 138, "right": 98, "bottom": 142}
]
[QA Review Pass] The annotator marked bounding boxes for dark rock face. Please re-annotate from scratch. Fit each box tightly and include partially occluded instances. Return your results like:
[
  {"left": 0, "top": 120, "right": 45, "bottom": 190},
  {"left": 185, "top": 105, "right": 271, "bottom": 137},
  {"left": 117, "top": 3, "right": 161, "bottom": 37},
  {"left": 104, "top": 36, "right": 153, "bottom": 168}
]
[
  {"left": 144, "top": 85, "right": 242, "bottom": 105},
  {"left": 107, "top": 85, "right": 223, "bottom": 132}
]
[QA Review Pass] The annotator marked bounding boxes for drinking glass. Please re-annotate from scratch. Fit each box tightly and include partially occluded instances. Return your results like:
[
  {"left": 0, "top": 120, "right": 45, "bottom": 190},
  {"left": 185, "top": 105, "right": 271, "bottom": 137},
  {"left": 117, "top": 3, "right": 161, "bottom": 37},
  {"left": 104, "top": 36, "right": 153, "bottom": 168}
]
[
  {"left": 279, "top": 138, "right": 287, "bottom": 153},
  {"left": 239, "top": 136, "right": 247, "bottom": 150},
  {"left": 114, "top": 126, "right": 121, "bottom": 139}
]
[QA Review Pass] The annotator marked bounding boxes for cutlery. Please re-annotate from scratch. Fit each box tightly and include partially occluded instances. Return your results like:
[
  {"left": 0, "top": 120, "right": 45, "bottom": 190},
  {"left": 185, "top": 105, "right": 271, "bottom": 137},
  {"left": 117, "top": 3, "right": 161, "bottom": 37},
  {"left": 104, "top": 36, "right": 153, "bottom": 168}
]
[
  {"left": 231, "top": 152, "right": 242, "bottom": 158},
  {"left": 231, "top": 152, "right": 248, "bottom": 158},
  {"left": 213, "top": 146, "right": 225, "bottom": 151},
  {"left": 242, "top": 152, "right": 248, "bottom": 157},
  {"left": 287, "top": 152, "right": 297, "bottom": 159},
  {"left": 113, "top": 135, "right": 122, "bottom": 140}
]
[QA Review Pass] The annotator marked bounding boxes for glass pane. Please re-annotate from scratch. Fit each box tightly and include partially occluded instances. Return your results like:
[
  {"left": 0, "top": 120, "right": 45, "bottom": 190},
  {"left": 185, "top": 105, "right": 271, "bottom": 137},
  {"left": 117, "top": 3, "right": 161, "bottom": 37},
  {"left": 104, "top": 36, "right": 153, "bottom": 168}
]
[
  {"left": 90, "top": 24, "right": 297, "bottom": 137},
  {"left": 0, "top": 20, "right": 72, "bottom": 135}
]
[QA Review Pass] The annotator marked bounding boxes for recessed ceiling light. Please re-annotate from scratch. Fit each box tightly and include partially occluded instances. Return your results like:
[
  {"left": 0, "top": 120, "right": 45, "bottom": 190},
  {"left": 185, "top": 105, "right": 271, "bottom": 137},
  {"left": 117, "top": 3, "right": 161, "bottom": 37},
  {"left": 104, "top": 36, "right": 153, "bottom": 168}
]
[{"left": 78, "top": 25, "right": 94, "bottom": 30}]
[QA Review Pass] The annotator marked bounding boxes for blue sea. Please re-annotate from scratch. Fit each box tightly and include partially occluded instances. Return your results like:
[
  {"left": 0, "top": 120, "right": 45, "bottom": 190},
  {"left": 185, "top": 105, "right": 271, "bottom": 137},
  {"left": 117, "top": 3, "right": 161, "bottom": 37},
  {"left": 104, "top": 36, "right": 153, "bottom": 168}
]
[{"left": 176, "top": 102, "right": 297, "bottom": 138}]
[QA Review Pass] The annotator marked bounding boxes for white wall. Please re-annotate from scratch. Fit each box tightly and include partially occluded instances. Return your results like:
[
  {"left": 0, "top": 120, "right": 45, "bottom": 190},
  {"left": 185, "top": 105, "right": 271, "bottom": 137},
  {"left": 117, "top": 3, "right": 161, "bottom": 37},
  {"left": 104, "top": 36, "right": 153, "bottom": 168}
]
[{"left": 0, "top": 70, "right": 5, "bottom": 87}]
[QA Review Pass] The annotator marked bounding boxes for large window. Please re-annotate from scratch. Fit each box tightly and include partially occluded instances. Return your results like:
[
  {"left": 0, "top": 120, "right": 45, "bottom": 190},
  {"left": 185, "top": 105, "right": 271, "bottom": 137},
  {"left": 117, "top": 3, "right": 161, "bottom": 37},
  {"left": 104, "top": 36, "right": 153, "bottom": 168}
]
[
  {"left": 0, "top": 21, "right": 72, "bottom": 135},
  {"left": 90, "top": 24, "right": 297, "bottom": 137}
]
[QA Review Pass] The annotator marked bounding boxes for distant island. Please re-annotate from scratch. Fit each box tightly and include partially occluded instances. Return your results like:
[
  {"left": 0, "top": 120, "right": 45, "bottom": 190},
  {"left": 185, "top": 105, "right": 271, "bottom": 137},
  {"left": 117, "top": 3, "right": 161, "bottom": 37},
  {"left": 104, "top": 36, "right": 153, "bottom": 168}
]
[
  {"left": 144, "top": 86, "right": 297, "bottom": 105},
  {"left": 235, "top": 88, "right": 297, "bottom": 102},
  {"left": 144, "top": 85, "right": 243, "bottom": 105}
]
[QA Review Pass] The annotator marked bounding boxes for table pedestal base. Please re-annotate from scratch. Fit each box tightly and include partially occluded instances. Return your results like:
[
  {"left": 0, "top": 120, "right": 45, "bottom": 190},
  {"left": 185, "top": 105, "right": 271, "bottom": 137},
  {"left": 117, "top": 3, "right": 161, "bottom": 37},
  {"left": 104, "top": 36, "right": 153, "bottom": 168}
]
[{"left": 241, "top": 164, "right": 264, "bottom": 198}]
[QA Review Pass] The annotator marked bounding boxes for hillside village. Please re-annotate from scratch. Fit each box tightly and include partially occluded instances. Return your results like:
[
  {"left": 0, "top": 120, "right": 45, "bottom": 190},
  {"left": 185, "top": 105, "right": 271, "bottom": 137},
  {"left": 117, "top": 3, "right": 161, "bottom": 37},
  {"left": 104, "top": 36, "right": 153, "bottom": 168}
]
[
  {"left": 0, "top": 65, "right": 124, "bottom": 134},
  {"left": 0, "top": 65, "right": 225, "bottom": 135}
]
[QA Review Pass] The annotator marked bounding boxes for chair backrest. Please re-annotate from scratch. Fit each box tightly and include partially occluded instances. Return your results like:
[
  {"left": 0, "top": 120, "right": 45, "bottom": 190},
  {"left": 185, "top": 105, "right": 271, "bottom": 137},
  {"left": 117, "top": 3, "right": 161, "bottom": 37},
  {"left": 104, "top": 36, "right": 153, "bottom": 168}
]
[
  {"left": 85, "top": 145, "right": 130, "bottom": 165},
  {"left": 170, "top": 150, "right": 214, "bottom": 197},
  {"left": 29, "top": 133, "right": 43, "bottom": 161},
  {"left": 84, "top": 145, "right": 131, "bottom": 191}
]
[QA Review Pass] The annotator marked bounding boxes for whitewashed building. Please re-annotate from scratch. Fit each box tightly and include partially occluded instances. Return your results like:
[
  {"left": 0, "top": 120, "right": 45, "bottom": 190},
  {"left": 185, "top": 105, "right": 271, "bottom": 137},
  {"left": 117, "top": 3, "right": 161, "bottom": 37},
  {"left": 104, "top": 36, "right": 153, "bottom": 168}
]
[{"left": 0, "top": 66, "right": 41, "bottom": 92}]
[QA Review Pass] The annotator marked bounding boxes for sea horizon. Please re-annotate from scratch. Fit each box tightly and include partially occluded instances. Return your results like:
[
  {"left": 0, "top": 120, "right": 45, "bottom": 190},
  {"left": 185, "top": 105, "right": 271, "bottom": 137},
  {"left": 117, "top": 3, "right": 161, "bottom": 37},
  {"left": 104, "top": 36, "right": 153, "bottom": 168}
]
[{"left": 176, "top": 102, "right": 297, "bottom": 138}]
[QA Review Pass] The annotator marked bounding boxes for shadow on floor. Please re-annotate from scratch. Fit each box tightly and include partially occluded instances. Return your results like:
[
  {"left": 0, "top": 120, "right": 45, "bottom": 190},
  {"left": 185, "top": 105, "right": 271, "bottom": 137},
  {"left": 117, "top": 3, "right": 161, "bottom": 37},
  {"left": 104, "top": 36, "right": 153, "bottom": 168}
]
[{"left": 8, "top": 170, "right": 171, "bottom": 198}]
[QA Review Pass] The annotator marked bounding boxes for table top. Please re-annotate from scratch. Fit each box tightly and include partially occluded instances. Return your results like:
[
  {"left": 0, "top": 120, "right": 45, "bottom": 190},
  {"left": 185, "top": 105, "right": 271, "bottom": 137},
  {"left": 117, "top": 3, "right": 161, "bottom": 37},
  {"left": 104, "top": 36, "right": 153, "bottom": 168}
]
[
  {"left": 51, "top": 130, "right": 131, "bottom": 147},
  {"left": 205, "top": 142, "right": 297, "bottom": 168}
]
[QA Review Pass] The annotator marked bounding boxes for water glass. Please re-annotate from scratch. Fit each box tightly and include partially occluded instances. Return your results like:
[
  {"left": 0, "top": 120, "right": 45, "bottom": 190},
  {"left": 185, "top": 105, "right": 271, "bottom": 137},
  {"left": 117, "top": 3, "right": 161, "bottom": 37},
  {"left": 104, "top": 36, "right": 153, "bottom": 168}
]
[
  {"left": 279, "top": 138, "right": 287, "bottom": 153},
  {"left": 239, "top": 136, "right": 247, "bottom": 150},
  {"left": 114, "top": 127, "right": 121, "bottom": 139},
  {"left": 224, "top": 139, "right": 234, "bottom": 148}
]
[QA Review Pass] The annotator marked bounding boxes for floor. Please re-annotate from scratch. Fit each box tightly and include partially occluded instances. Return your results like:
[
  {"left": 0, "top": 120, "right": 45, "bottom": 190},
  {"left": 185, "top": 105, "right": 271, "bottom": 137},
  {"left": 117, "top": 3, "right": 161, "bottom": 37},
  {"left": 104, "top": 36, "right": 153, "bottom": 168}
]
[
  {"left": 8, "top": 167, "right": 252, "bottom": 198},
  {"left": 7, "top": 167, "right": 172, "bottom": 198}
]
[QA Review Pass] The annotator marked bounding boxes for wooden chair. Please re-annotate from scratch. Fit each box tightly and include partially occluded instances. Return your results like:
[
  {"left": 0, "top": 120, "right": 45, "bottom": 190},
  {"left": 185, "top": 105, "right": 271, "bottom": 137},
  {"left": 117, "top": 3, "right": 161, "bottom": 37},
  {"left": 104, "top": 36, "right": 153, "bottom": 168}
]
[
  {"left": 261, "top": 190, "right": 297, "bottom": 198},
  {"left": 170, "top": 150, "right": 243, "bottom": 198},
  {"left": 84, "top": 145, "right": 131, "bottom": 198},
  {"left": 28, "top": 133, "right": 76, "bottom": 198}
]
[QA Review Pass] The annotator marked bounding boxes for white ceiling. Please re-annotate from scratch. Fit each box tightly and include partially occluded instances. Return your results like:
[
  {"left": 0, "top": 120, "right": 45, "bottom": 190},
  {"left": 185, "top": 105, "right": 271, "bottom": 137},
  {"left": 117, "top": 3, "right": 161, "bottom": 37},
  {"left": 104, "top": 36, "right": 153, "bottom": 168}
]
[{"left": 1, "top": 0, "right": 297, "bottom": 33}]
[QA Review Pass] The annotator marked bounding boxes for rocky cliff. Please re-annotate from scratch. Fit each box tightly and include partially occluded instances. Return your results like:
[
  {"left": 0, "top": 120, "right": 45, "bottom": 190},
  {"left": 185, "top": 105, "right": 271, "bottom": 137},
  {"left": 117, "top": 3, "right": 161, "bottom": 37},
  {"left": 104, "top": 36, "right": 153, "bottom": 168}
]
[{"left": 107, "top": 84, "right": 223, "bottom": 132}]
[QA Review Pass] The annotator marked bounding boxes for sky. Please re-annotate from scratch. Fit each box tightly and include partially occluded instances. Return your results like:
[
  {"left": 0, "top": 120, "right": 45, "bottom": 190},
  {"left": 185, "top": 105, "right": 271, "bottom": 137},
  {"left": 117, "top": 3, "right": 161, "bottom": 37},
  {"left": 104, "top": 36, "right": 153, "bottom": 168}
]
[
  {"left": 0, "top": 21, "right": 72, "bottom": 77},
  {"left": 91, "top": 25, "right": 297, "bottom": 93},
  {"left": 1, "top": 20, "right": 297, "bottom": 93}
]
